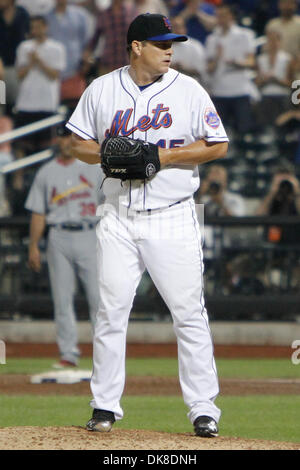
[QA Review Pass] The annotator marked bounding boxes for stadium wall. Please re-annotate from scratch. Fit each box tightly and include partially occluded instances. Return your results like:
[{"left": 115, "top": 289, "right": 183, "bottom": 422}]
[{"left": 0, "top": 320, "right": 300, "bottom": 346}]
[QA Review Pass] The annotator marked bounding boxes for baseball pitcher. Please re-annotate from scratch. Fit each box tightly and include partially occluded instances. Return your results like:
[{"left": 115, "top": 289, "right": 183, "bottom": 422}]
[{"left": 67, "top": 14, "right": 229, "bottom": 437}]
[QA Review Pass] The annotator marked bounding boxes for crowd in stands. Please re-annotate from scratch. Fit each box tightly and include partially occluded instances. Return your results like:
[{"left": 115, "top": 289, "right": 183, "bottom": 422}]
[{"left": 0, "top": 0, "right": 300, "bottom": 238}]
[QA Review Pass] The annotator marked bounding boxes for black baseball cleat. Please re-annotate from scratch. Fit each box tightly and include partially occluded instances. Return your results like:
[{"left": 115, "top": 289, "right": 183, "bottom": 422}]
[
  {"left": 86, "top": 408, "right": 115, "bottom": 432},
  {"left": 193, "top": 415, "right": 219, "bottom": 437}
]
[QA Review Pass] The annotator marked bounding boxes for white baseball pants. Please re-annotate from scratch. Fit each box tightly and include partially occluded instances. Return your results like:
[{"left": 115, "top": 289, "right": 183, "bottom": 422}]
[{"left": 90, "top": 198, "right": 220, "bottom": 424}]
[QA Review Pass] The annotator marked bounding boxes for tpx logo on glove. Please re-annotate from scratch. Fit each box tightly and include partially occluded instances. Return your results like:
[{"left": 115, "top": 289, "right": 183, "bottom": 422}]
[{"left": 111, "top": 168, "right": 126, "bottom": 174}]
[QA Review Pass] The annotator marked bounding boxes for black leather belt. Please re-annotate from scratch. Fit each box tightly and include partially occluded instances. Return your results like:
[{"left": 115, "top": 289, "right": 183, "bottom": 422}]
[{"left": 49, "top": 222, "right": 97, "bottom": 231}]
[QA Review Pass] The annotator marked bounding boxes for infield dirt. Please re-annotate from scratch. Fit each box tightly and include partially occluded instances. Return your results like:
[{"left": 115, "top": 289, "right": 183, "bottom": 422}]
[
  {"left": 1, "top": 426, "right": 299, "bottom": 450},
  {"left": 1, "top": 374, "right": 300, "bottom": 395}
]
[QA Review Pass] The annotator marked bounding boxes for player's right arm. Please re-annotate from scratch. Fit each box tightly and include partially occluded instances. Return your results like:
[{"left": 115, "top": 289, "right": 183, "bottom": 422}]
[
  {"left": 71, "top": 134, "right": 100, "bottom": 165},
  {"left": 67, "top": 80, "right": 102, "bottom": 164},
  {"left": 28, "top": 212, "right": 46, "bottom": 272}
]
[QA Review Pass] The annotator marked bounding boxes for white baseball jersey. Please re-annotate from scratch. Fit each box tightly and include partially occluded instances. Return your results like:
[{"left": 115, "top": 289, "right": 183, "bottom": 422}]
[{"left": 66, "top": 66, "right": 228, "bottom": 210}]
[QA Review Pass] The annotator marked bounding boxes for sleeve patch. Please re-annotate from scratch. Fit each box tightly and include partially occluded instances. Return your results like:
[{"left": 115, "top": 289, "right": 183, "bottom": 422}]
[{"left": 204, "top": 107, "right": 220, "bottom": 129}]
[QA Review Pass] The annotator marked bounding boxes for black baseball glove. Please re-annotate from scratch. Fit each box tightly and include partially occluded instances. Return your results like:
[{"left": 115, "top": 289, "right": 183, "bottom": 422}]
[{"left": 100, "top": 136, "right": 160, "bottom": 181}]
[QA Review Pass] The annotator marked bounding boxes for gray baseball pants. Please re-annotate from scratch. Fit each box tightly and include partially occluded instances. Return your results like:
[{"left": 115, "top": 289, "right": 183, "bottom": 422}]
[{"left": 47, "top": 227, "right": 100, "bottom": 364}]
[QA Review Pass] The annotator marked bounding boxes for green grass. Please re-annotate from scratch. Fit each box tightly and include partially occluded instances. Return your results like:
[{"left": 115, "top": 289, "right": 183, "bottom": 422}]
[
  {"left": 127, "top": 358, "right": 300, "bottom": 379},
  {"left": 216, "top": 358, "right": 300, "bottom": 379},
  {"left": 1, "top": 358, "right": 300, "bottom": 443},
  {"left": 0, "top": 357, "right": 299, "bottom": 379},
  {"left": 0, "top": 358, "right": 93, "bottom": 375},
  {"left": 1, "top": 395, "right": 300, "bottom": 443}
]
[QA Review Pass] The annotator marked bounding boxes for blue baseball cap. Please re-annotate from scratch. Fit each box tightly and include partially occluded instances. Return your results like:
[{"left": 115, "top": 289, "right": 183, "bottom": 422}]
[{"left": 127, "top": 14, "right": 188, "bottom": 44}]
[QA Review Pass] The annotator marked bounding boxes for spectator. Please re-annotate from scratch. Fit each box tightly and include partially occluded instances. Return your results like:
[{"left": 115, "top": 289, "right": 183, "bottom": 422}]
[
  {"left": 0, "top": 115, "right": 13, "bottom": 215},
  {"left": 135, "top": 0, "right": 169, "bottom": 16},
  {"left": 254, "top": 161, "right": 300, "bottom": 291},
  {"left": 46, "top": 0, "right": 92, "bottom": 109},
  {"left": 205, "top": 4, "right": 256, "bottom": 135},
  {"left": 86, "top": 0, "right": 137, "bottom": 76},
  {"left": 275, "top": 51, "right": 300, "bottom": 161},
  {"left": 224, "top": 0, "right": 279, "bottom": 35},
  {"left": 170, "top": 15, "right": 207, "bottom": 84},
  {"left": 197, "top": 164, "right": 245, "bottom": 217},
  {"left": 276, "top": 103, "right": 300, "bottom": 163},
  {"left": 265, "top": 0, "right": 300, "bottom": 58},
  {"left": 11, "top": 16, "right": 66, "bottom": 215},
  {"left": 196, "top": 164, "right": 246, "bottom": 260},
  {"left": 251, "top": 0, "right": 280, "bottom": 36},
  {"left": 0, "top": 0, "right": 30, "bottom": 114},
  {"left": 67, "top": 0, "right": 97, "bottom": 45},
  {"left": 14, "top": 15, "right": 66, "bottom": 154},
  {"left": 255, "top": 30, "right": 292, "bottom": 127},
  {"left": 172, "top": 0, "right": 217, "bottom": 44},
  {"left": 16, "top": 0, "right": 55, "bottom": 16},
  {"left": 256, "top": 161, "right": 300, "bottom": 245}
]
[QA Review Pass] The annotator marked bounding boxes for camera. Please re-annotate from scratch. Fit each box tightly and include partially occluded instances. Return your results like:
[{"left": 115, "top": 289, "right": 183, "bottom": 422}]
[
  {"left": 277, "top": 179, "right": 294, "bottom": 196},
  {"left": 209, "top": 181, "right": 222, "bottom": 194}
]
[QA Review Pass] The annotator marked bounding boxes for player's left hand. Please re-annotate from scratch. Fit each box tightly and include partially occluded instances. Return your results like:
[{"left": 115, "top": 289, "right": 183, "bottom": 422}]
[
  {"left": 28, "top": 244, "right": 42, "bottom": 272},
  {"left": 100, "top": 136, "right": 161, "bottom": 180}
]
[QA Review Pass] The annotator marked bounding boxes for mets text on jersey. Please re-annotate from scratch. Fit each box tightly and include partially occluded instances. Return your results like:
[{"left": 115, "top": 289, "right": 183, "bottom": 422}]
[{"left": 105, "top": 103, "right": 172, "bottom": 137}]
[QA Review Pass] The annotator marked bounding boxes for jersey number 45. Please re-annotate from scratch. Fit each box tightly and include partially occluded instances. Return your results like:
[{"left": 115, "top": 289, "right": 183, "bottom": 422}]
[{"left": 156, "top": 139, "right": 184, "bottom": 148}]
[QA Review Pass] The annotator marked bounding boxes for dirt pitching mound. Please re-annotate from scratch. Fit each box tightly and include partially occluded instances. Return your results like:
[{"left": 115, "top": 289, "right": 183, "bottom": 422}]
[{"left": 0, "top": 426, "right": 299, "bottom": 450}]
